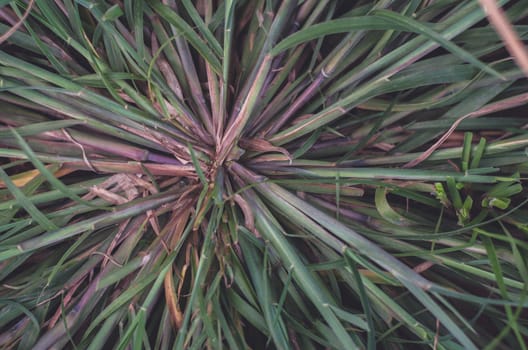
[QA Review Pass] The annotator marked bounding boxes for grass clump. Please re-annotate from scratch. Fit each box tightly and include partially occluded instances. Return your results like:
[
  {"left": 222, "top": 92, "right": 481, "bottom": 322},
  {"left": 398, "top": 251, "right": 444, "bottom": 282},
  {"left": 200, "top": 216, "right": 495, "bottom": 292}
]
[{"left": 1, "top": 1, "right": 528, "bottom": 349}]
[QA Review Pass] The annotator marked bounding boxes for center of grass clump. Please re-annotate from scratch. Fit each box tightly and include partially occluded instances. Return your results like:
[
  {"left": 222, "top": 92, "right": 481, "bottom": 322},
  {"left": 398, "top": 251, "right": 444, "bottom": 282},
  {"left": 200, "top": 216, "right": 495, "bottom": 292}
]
[{"left": 0, "top": 1, "right": 526, "bottom": 350}]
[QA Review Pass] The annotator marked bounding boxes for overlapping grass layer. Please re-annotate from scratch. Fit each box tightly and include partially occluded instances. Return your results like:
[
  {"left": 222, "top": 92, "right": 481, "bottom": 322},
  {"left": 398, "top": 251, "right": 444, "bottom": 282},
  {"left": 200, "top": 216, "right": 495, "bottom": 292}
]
[{"left": 1, "top": 1, "right": 527, "bottom": 349}]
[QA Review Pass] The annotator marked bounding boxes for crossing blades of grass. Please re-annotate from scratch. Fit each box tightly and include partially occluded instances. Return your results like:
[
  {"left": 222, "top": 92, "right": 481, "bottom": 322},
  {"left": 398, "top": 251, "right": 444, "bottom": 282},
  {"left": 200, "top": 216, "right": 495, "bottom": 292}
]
[{"left": 1, "top": 1, "right": 527, "bottom": 349}]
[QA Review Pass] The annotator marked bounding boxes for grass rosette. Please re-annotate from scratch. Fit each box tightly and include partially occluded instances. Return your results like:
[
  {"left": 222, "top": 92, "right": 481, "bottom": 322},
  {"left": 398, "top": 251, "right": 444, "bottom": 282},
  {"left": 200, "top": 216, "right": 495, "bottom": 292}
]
[{"left": 1, "top": 1, "right": 528, "bottom": 349}]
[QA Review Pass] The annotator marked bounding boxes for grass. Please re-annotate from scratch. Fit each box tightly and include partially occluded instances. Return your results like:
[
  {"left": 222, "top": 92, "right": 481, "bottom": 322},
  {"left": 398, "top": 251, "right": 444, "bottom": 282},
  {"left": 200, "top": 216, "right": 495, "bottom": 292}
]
[{"left": 1, "top": 0, "right": 528, "bottom": 349}]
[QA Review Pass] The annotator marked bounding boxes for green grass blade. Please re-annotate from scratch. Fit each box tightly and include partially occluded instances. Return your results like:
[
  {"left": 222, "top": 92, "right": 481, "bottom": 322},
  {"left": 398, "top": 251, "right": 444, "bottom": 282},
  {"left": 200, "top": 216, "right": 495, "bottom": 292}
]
[
  {"left": 0, "top": 166, "right": 57, "bottom": 232},
  {"left": 148, "top": 0, "right": 222, "bottom": 74}
]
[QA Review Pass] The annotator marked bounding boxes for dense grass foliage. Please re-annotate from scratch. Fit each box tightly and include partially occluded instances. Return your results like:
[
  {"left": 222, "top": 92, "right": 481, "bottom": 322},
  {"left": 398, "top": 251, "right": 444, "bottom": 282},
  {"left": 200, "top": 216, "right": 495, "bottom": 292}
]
[{"left": 1, "top": 1, "right": 528, "bottom": 349}]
